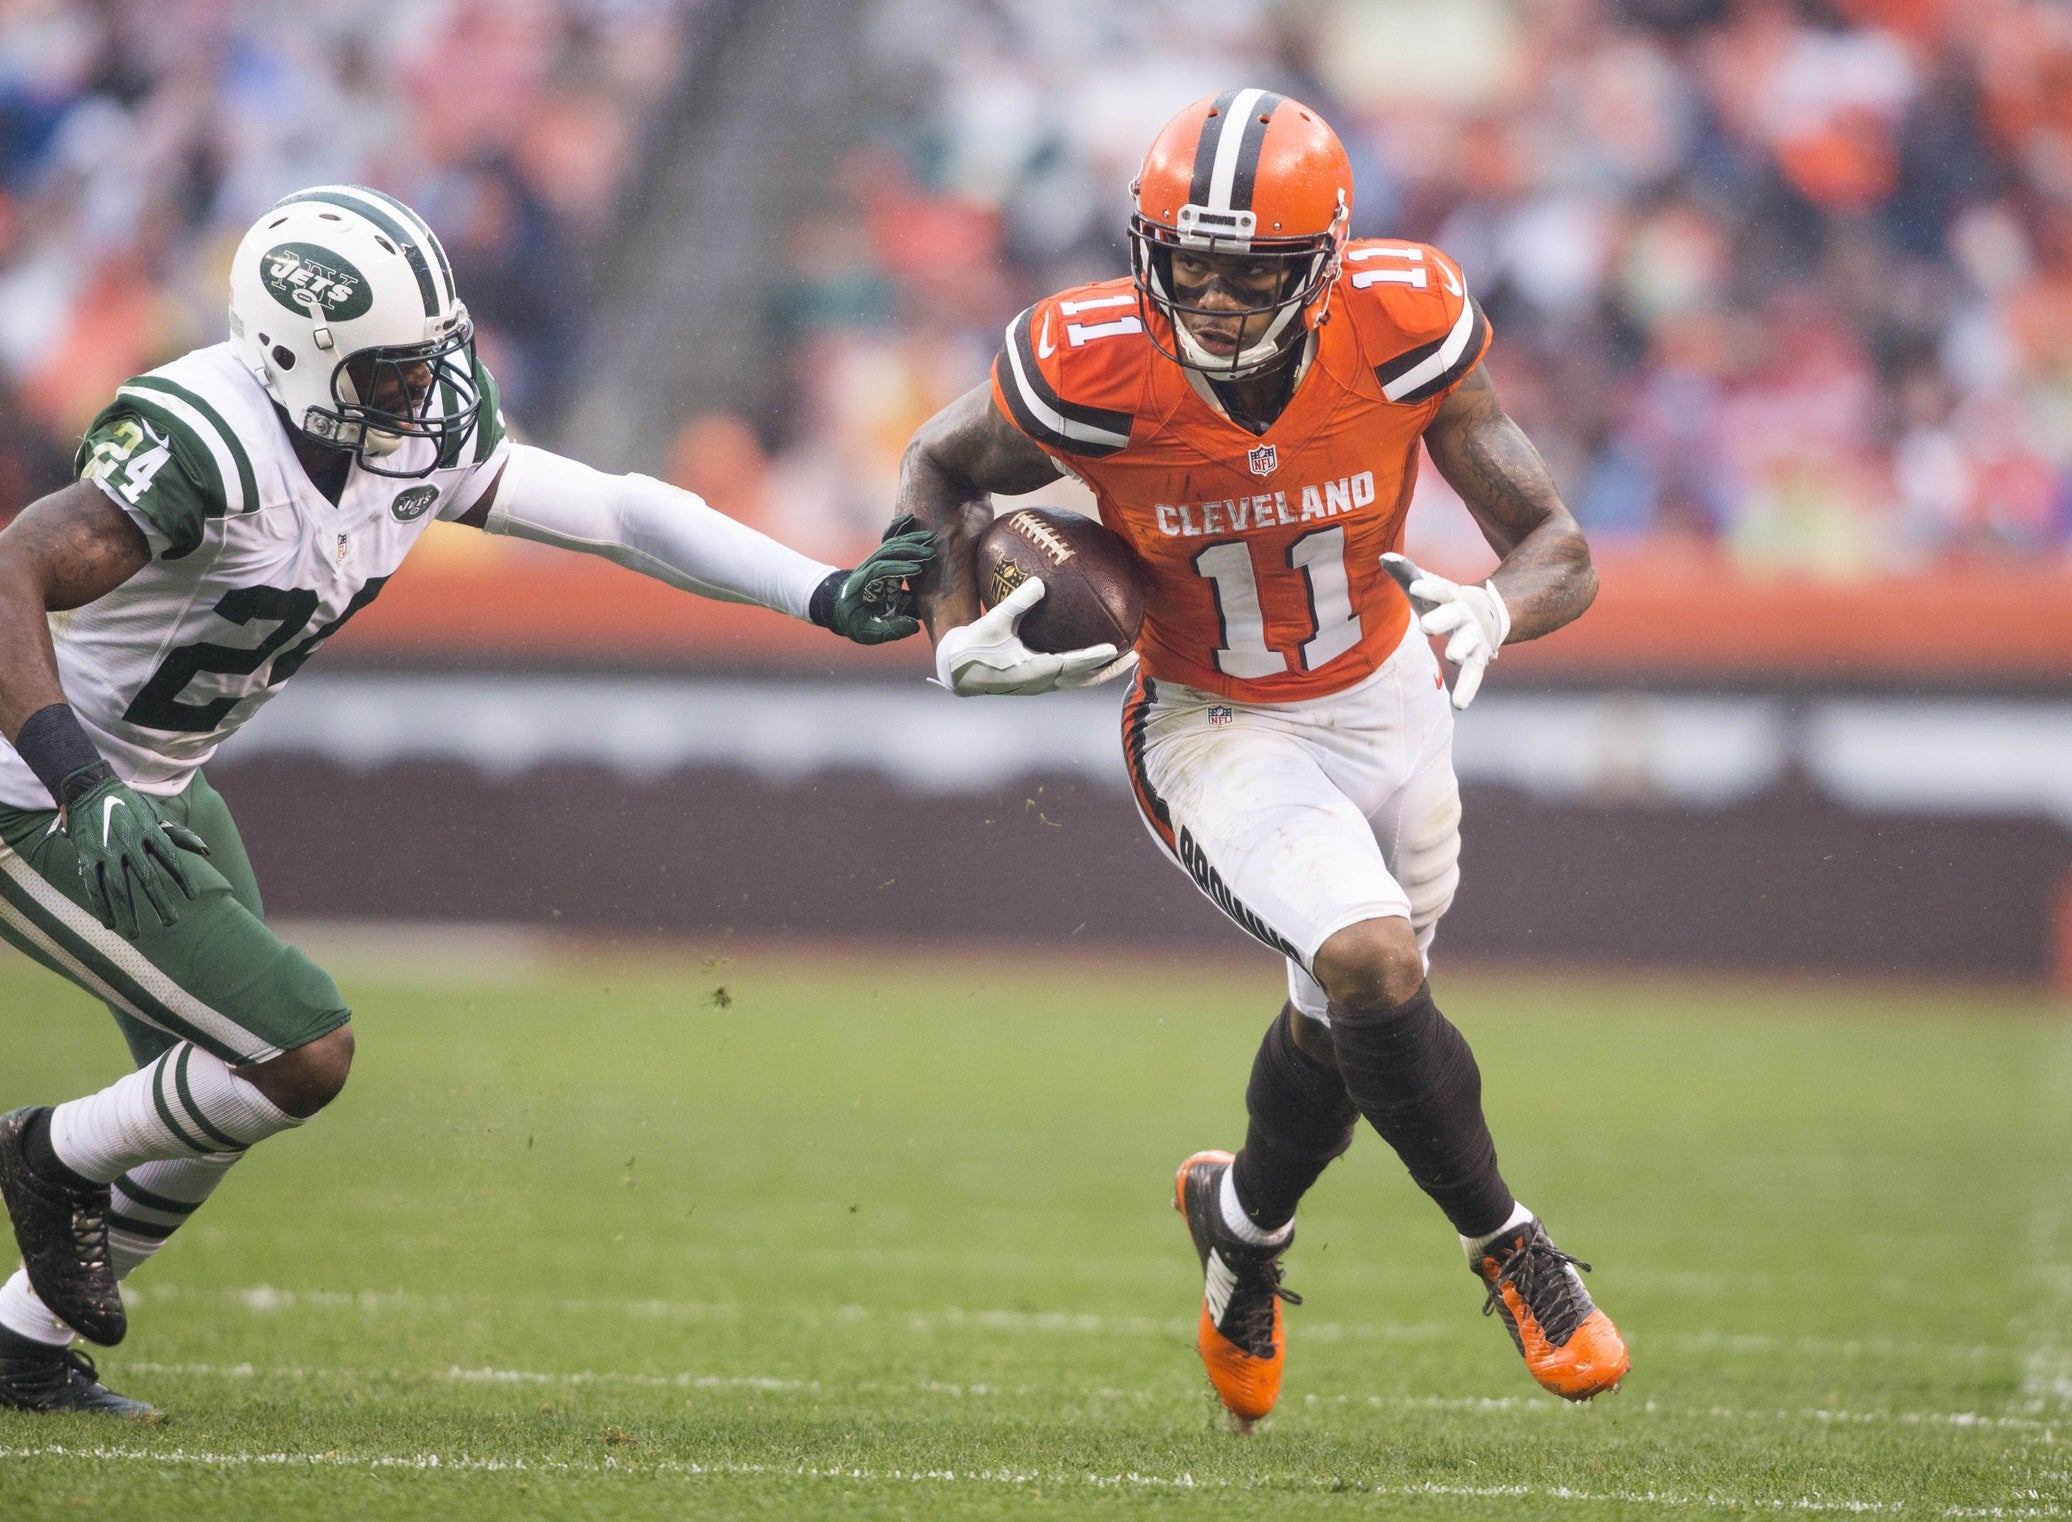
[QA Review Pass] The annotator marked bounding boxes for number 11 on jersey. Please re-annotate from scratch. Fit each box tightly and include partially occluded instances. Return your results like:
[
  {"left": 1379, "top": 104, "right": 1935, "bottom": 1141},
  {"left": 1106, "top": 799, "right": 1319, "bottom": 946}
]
[{"left": 1192, "top": 526, "right": 1363, "bottom": 678}]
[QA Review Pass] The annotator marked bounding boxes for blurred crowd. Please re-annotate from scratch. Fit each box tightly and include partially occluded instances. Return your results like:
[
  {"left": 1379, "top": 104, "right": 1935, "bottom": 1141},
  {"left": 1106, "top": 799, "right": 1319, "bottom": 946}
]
[
  {"left": 0, "top": 0, "right": 694, "bottom": 513},
  {"left": 716, "top": 0, "right": 2072, "bottom": 575}
]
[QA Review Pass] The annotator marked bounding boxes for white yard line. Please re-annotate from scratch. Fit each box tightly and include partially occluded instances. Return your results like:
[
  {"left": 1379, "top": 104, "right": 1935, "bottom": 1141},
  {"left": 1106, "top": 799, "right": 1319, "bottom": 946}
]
[
  {"left": 8, "top": 1440, "right": 2058, "bottom": 1516},
  {"left": 122, "top": 1282, "right": 2022, "bottom": 1363},
  {"left": 109, "top": 1359, "right": 2059, "bottom": 1439}
]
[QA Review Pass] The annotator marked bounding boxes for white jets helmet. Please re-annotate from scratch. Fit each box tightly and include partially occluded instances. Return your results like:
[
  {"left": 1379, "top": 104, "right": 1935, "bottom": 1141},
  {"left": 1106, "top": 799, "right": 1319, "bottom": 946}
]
[{"left": 227, "top": 185, "right": 478, "bottom": 479}]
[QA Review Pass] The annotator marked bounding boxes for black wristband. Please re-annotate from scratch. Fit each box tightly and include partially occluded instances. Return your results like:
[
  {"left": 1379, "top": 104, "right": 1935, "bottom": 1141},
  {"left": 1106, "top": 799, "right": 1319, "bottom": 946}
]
[
  {"left": 12, "top": 703, "right": 106, "bottom": 799},
  {"left": 807, "top": 569, "right": 845, "bottom": 631}
]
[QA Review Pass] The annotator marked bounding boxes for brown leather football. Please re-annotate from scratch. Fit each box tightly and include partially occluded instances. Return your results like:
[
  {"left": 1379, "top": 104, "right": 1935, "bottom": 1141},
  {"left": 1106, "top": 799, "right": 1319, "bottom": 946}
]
[{"left": 977, "top": 507, "right": 1147, "bottom": 654}]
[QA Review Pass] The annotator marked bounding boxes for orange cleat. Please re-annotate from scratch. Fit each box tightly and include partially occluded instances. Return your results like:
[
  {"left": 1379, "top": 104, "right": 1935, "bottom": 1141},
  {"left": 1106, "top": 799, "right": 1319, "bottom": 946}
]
[
  {"left": 1473, "top": 1219, "right": 1629, "bottom": 1400},
  {"left": 1173, "top": 1150, "right": 1299, "bottom": 1431}
]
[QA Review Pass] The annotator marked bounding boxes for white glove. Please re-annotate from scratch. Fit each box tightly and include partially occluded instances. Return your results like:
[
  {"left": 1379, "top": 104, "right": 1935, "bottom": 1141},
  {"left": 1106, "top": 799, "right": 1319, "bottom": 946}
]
[
  {"left": 1380, "top": 552, "right": 1511, "bottom": 711},
  {"left": 933, "top": 578, "right": 1140, "bottom": 696}
]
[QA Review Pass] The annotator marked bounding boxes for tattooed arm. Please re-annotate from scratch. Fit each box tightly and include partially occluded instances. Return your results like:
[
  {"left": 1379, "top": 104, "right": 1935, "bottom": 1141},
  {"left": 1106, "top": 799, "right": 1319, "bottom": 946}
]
[
  {"left": 1419, "top": 365, "right": 1597, "bottom": 643},
  {"left": 894, "top": 383, "right": 1063, "bottom": 641},
  {"left": 0, "top": 481, "right": 150, "bottom": 739}
]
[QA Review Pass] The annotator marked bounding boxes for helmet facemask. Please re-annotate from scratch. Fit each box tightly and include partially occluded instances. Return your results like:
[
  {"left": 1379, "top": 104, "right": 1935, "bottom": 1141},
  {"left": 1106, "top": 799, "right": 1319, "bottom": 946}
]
[
  {"left": 1129, "top": 197, "right": 1346, "bottom": 382},
  {"left": 299, "top": 323, "right": 480, "bottom": 479}
]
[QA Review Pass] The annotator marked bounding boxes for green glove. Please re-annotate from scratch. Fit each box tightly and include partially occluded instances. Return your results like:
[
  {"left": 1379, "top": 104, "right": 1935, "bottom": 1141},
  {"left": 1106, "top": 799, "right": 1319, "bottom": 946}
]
[
  {"left": 57, "top": 764, "right": 211, "bottom": 939},
  {"left": 809, "top": 516, "right": 937, "bottom": 646}
]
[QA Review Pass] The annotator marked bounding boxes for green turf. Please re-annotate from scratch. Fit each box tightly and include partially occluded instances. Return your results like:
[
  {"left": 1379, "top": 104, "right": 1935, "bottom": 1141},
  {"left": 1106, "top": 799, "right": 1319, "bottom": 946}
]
[{"left": 0, "top": 941, "right": 2065, "bottom": 1519}]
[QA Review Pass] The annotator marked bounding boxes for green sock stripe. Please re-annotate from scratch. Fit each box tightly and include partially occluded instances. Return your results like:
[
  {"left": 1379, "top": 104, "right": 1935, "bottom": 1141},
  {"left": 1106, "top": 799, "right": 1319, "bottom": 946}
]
[
  {"left": 112, "top": 1177, "right": 205, "bottom": 1216},
  {"left": 105, "top": 1211, "right": 177, "bottom": 1242},
  {"left": 0, "top": 865, "right": 248, "bottom": 1064},
  {"left": 150, "top": 1053, "right": 213, "bottom": 1155},
  {"left": 172, "top": 1045, "right": 248, "bottom": 1153}
]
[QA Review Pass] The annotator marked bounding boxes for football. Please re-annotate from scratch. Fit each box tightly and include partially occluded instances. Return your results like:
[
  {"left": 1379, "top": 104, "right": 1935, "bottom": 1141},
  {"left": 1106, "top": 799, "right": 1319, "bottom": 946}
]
[{"left": 976, "top": 507, "right": 1147, "bottom": 654}]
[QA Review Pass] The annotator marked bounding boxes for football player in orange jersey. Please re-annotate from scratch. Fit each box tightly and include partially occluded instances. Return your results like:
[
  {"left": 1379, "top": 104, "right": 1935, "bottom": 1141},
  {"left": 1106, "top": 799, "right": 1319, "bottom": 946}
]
[{"left": 892, "top": 89, "right": 1629, "bottom": 1427}]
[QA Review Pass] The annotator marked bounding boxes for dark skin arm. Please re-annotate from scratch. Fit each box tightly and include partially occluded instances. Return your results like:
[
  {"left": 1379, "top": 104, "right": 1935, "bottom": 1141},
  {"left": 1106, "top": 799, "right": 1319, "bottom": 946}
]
[
  {"left": 0, "top": 481, "right": 152, "bottom": 742},
  {"left": 893, "top": 384, "right": 1061, "bottom": 640},
  {"left": 1418, "top": 363, "right": 1597, "bottom": 642}
]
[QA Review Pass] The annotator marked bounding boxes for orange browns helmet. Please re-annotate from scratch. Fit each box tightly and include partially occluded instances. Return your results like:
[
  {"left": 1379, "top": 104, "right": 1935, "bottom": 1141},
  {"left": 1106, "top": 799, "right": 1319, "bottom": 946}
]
[{"left": 1129, "top": 89, "right": 1353, "bottom": 380}]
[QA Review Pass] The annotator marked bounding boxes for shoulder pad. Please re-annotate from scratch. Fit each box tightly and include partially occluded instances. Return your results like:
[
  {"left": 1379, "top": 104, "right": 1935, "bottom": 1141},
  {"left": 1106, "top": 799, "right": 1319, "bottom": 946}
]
[
  {"left": 76, "top": 369, "right": 259, "bottom": 560},
  {"left": 990, "top": 282, "right": 1147, "bottom": 459},
  {"left": 1337, "top": 241, "right": 1490, "bottom": 405}
]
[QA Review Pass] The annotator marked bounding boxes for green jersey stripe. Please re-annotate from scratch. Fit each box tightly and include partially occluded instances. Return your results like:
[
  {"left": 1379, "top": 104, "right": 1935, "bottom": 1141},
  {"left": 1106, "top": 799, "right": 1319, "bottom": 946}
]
[
  {"left": 471, "top": 354, "right": 505, "bottom": 464},
  {"left": 125, "top": 377, "right": 259, "bottom": 516},
  {"left": 274, "top": 189, "right": 439, "bottom": 317},
  {"left": 113, "top": 1176, "right": 205, "bottom": 1215},
  {"left": 173, "top": 1043, "right": 249, "bottom": 1151},
  {"left": 0, "top": 842, "right": 277, "bottom": 1063},
  {"left": 151, "top": 1055, "right": 213, "bottom": 1155}
]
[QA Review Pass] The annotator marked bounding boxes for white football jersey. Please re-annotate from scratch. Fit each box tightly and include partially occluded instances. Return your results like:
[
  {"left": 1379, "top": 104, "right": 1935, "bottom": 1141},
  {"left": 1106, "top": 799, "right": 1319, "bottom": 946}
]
[{"left": 0, "top": 342, "right": 507, "bottom": 809}]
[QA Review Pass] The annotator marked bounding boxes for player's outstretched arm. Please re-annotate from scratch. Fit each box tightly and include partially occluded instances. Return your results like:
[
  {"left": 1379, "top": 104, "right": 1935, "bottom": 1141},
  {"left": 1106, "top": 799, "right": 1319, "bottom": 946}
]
[
  {"left": 456, "top": 444, "right": 931, "bottom": 645},
  {"left": 0, "top": 483, "right": 211, "bottom": 936},
  {"left": 1419, "top": 365, "right": 1598, "bottom": 644}
]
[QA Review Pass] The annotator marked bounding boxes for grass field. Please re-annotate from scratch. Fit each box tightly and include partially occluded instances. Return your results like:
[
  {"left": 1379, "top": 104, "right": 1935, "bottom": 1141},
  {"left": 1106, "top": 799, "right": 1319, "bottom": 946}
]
[{"left": 0, "top": 936, "right": 2066, "bottom": 1520}]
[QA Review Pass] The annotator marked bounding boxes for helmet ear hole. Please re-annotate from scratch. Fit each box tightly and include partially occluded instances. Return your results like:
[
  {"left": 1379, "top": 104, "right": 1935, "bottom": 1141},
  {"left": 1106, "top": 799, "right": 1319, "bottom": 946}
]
[
  {"left": 373, "top": 234, "right": 397, "bottom": 255},
  {"left": 270, "top": 345, "right": 297, "bottom": 371}
]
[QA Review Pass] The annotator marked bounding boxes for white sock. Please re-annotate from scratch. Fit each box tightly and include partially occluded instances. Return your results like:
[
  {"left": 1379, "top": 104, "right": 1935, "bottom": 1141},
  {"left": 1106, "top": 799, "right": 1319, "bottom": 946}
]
[
  {"left": 0, "top": 1152, "right": 242, "bottom": 1347},
  {"left": 0, "top": 1267, "right": 75, "bottom": 1345},
  {"left": 1462, "top": 1200, "right": 1536, "bottom": 1261},
  {"left": 1218, "top": 1166, "right": 1294, "bottom": 1248},
  {"left": 49, "top": 1044, "right": 302, "bottom": 1183}
]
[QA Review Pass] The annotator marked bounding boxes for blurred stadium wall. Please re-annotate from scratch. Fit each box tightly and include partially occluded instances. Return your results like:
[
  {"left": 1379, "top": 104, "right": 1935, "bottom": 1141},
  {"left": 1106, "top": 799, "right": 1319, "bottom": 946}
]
[{"left": 0, "top": 0, "right": 2066, "bottom": 987}]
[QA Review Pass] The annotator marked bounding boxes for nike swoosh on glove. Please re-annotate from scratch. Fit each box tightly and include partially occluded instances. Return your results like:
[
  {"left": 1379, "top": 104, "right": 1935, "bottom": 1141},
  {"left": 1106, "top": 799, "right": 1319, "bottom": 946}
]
[
  {"left": 1380, "top": 552, "right": 1511, "bottom": 711},
  {"left": 933, "top": 578, "right": 1138, "bottom": 696}
]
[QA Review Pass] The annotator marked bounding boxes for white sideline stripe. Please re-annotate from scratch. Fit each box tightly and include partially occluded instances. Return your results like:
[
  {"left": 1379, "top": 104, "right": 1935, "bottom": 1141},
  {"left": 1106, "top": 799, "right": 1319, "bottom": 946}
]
[
  {"left": 123, "top": 1283, "right": 2023, "bottom": 1362},
  {"left": 0, "top": 844, "right": 275, "bottom": 1061},
  {"left": 7, "top": 1443, "right": 2054, "bottom": 1515},
  {"left": 1379, "top": 293, "right": 1478, "bottom": 401},
  {"left": 115, "top": 1360, "right": 2063, "bottom": 1437}
]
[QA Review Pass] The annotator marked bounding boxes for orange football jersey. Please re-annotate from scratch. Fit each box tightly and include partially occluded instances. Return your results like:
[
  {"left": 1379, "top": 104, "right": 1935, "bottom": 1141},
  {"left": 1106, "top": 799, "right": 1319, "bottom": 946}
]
[{"left": 989, "top": 239, "right": 1490, "bottom": 703}]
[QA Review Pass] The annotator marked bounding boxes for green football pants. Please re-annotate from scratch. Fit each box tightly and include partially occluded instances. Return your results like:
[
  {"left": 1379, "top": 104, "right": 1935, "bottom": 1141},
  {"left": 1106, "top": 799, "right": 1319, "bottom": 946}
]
[{"left": 0, "top": 771, "right": 348, "bottom": 1068}]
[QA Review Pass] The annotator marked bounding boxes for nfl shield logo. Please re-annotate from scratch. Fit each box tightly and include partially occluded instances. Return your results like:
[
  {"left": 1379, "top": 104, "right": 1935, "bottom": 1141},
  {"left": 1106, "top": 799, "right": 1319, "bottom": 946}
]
[
  {"left": 1248, "top": 443, "right": 1278, "bottom": 476},
  {"left": 1208, "top": 705, "right": 1234, "bottom": 727}
]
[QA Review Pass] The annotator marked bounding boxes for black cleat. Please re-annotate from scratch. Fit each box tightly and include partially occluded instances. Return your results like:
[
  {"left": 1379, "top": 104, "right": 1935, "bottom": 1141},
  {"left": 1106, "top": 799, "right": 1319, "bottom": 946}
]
[
  {"left": 1174, "top": 1150, "right": 1300, "bottom": 1430},
  {"left": 0, "top": 1108, "right": 124, "bottom": 1346},
  {"left": 0, "top": 1325, "right": 159, "bottom": 1417}
]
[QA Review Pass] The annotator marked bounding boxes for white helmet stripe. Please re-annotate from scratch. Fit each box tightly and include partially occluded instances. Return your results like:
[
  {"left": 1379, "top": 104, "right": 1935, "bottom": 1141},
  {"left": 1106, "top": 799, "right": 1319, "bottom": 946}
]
[
  {"left": 1205, "top": 88, "right": 1268, "bottom": 212},
  {"left": 271, "top": 188, "right": 439, "bottom": 317}
]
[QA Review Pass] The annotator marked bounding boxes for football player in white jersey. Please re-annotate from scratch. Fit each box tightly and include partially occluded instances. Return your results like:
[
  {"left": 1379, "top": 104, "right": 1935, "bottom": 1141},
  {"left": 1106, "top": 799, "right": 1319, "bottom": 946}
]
[{"left": 0, "top": 185, "right": 932, "bottom": 1415}]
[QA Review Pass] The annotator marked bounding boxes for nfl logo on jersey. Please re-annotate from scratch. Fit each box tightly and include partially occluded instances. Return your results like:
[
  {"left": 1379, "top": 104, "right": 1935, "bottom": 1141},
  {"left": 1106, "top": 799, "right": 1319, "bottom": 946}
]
[
  {"left": 1248, "top": 444, "right": 1278, "bottom": 476},
  {"left": 1209, "top": 705, "right": 1234, "bottom": 727}
]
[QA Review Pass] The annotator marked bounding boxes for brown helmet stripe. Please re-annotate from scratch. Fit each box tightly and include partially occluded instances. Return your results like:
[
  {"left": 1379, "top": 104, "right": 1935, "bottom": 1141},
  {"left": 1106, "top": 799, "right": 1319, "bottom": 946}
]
[{"left": 1225, "top": 91, "right": 1286, "bottom": 212}]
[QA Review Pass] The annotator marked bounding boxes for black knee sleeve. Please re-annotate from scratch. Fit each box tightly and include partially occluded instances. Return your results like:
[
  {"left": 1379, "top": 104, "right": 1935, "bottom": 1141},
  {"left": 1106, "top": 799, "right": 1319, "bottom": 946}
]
[
  {"left": 1229, "top": 1006, "right": 1359, "bottom": 1232},
  {"left": 1326, "top": 981, "right": 1514, "bottom": 1238}
]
